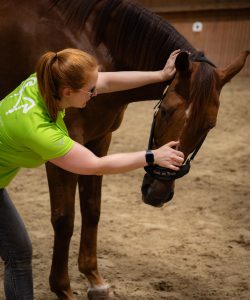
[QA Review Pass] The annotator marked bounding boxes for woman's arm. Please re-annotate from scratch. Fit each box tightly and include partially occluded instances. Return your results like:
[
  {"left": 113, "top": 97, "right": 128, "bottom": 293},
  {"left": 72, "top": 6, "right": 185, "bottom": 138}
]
[
  {"left": 49, "top": 141, "right": 184, "bottom": 176},
  {"left": 97, "top": 49, "right": 180, "bottom": 94}
]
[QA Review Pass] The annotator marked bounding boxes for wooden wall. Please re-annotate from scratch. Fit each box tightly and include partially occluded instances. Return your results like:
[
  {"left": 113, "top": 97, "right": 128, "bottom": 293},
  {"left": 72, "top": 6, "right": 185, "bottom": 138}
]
[
  {"left": 135, "top": 0, "right": 250, "bottom": 13},
  {"left": 134, "top": 0, "right": 250, "bottom": 76}
]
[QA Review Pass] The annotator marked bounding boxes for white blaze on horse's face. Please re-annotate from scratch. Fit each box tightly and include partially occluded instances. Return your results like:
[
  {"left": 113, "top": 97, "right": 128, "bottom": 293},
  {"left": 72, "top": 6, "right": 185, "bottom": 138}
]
[
  {"left": 185, "top": 104, "right": 192, "bottom": 119},
  {"left": 184, "top": 103, "right": 192, "bottom": 130}
]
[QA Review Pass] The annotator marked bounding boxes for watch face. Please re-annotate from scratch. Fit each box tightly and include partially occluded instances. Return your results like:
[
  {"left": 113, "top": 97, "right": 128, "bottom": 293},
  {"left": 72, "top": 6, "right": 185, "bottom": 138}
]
[{"left": 146, "top": 150, "right": 154, "bottom": 164}]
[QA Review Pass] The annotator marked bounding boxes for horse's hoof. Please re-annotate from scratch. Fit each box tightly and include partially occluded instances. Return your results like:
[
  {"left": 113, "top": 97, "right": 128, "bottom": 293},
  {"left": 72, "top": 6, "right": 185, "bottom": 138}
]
[{"left": 87, "top": 284, "right": 114, "bottom": 300}]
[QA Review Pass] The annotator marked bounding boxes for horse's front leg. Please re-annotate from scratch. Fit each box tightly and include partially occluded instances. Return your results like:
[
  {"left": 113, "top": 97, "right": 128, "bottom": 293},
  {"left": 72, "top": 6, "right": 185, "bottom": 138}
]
[
  {"left": 46, "top": 162, "right": 78, "bottom": 300},
  {"left": 78, "top": 134, "right": 113, "bottom": 300}
]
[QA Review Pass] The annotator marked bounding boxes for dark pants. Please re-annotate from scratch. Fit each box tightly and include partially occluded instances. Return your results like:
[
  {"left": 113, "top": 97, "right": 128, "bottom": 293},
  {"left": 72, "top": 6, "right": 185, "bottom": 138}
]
[{"left": 0, "top": 188, "right": 33, "bottom": 300}]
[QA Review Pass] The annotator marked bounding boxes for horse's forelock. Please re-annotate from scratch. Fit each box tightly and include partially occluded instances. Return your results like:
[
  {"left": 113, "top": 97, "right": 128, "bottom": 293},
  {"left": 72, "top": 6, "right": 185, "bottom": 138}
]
[
  {"left": 93, "top": 0, "right": 196, "bottom": 70},
  {"left": 189, "top": 63, "right": 217, "bottom": 130}
]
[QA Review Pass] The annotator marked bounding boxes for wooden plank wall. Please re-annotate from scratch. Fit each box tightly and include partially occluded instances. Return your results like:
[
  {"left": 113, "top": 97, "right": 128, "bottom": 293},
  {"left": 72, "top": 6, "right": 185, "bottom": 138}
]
[
  {"left": 134, "top": 1, "right": 250, "bottom": 76},
  {"left": 135, "top": 0, "right": 250, "bottom": 12}
]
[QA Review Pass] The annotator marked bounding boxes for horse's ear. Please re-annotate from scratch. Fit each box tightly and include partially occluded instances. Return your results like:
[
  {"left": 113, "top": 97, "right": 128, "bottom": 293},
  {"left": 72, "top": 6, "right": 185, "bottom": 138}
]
[
  {"left": 218, "top": 50, "right": 249, "bottom": 87},
  {"left": 175, "top": 51, "right": 191, "bottom": 73}
]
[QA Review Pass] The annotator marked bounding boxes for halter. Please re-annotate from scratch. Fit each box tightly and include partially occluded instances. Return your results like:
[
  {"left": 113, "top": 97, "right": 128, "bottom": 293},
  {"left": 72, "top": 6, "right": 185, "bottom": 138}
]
[{"left": 144, "top": 88, "right": 207, "bottom": 182}]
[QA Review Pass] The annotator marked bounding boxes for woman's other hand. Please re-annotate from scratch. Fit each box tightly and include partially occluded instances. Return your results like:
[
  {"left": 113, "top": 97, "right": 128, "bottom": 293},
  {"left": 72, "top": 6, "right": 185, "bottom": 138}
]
[
  {"left": 161, "top": 49, "right": 181, "bottom": 81},
  {"left": 153, "top": 141, "right": 184, "bottom": 170}
]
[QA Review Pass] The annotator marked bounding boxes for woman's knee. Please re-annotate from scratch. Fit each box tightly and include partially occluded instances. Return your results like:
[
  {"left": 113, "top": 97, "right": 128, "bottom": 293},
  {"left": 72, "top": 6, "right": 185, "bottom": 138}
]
[
  {"left": 17, "top": 237, "right": 33, "bottom": 260},
  {"left": 1, "top": 239, "right": 32, "bottom": 267}
]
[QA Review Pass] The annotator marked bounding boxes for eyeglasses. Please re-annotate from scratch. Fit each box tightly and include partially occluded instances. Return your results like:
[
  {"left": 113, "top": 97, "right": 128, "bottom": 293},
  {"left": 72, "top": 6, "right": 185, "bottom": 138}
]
[{"left": 79, "top": 86, "right": 96, "bottom": 98}]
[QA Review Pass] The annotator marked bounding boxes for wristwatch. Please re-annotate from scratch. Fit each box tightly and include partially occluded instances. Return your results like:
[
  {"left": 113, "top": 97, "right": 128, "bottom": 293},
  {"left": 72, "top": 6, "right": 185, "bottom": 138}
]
[{"left": 145, "top": 149, "right": 154, "bottom": 165}]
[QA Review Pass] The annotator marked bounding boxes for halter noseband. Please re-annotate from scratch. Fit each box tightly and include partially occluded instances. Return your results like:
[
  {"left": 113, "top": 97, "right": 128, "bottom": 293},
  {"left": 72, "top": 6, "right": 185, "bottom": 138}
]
[{"left": 144, "top": 88, "right": 207, "bottom": 182}]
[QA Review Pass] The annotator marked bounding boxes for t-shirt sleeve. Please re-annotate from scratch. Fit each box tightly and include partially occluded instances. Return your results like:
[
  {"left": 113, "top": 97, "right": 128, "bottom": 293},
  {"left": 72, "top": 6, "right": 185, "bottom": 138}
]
[{"left": 24, "top": 122, "right": 74, "bottom": 161}]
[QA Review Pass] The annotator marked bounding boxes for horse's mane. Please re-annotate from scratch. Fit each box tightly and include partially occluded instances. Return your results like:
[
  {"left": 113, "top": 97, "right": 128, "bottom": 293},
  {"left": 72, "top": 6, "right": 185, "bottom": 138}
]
[
  {"left": 51, "top": 0, "right": 199, "bottom": 70},
  {"left": 51, "top": 0, "right": 217, "bottom": 124}
]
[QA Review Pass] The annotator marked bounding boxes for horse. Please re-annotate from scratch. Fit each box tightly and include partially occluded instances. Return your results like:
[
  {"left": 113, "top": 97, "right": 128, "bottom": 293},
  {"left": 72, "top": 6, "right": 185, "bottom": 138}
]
[
  {"left": 141, "top": 49, "right": 250, "bottom": 207},
  {"left": 0, "top": 0, "right": 249, "bottom": 299}
]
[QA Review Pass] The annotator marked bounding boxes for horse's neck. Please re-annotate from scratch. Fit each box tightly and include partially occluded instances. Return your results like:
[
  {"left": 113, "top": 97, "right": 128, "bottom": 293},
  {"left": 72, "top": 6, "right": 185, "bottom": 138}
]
[
  {"left": 120, "top": 83, "right": 167, "bottom": 104},
  {"left": 87, "top": 0, "right": 195, "bottom": 72}
]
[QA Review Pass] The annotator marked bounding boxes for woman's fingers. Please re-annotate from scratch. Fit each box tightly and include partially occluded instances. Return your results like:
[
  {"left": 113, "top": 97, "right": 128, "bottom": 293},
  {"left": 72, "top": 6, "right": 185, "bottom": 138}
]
[{"left": 170, "top": 49, "right": 181, "bottom": 58}]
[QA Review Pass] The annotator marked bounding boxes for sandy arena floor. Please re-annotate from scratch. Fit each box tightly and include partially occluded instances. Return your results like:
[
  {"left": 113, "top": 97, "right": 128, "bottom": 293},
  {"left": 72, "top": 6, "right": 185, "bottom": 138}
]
[{"left": 0, "top": 77, "right": 249, "bottom": 300}]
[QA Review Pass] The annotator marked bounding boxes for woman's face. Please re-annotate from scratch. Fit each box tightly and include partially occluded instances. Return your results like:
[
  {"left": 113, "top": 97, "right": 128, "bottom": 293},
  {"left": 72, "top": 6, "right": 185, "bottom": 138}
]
[{"left": 60, "top": 69, "right": 98, "bottom": 109}]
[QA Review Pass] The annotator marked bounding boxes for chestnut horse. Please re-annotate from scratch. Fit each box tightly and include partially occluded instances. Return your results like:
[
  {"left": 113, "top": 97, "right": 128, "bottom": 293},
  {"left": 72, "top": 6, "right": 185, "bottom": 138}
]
[{"left": 0, "top": 0, "right": 248, "bottom": 299}]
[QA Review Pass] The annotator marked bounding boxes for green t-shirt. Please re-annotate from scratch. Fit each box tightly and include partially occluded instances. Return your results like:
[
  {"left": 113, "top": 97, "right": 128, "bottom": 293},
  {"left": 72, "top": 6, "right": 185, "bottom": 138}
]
[{"left": 0, "top": 73, "right": 74, "bottom": 188}]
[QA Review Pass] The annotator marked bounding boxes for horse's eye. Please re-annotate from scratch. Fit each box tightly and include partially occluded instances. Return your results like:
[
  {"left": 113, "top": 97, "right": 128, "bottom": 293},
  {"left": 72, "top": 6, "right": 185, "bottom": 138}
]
[{"left": 160, "top": 107, "right": 175, "bottom": 120}]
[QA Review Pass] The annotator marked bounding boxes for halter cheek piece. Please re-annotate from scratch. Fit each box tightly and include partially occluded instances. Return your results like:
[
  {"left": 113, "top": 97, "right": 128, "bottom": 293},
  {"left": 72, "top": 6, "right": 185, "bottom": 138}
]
[{"left": 144, "top": 86, "right": 207, "bottom": 182}]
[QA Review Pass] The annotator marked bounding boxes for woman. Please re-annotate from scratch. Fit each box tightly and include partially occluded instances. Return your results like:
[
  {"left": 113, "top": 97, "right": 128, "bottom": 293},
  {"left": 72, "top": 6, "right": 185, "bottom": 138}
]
[{"left": 0, "top": 48, "right": 183, "bottom": 299}]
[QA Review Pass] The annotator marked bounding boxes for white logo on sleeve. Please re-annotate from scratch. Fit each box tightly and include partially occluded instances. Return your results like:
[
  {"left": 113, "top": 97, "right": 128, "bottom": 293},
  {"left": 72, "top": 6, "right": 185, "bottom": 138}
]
[
  {"left": 55, "top": 138, "right": 65, "bottom": 146},
  {"left": 6, "top": 77, "right": 37, "bottom": 115}
]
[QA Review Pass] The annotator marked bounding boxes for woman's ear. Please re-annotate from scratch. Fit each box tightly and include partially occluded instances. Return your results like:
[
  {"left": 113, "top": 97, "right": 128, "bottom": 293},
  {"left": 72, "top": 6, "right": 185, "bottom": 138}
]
[{"left": 61, "top": 87, "right": 73, "bottom": 98}]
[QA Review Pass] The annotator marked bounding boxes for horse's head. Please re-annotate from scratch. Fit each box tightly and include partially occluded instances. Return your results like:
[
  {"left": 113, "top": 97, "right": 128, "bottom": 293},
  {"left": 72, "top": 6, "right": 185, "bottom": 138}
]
[{"left": 141, "top": 50, "right": 249, "bottom": 207}]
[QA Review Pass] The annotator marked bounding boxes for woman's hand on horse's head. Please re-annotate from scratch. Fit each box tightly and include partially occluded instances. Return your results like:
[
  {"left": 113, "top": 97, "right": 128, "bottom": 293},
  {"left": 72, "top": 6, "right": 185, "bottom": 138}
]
[
  {"left": 161, "top": 49, "right": 181, "bottom": 81},
  {"left": 154, "top": 140, "right": 184, "bottom": 171}
]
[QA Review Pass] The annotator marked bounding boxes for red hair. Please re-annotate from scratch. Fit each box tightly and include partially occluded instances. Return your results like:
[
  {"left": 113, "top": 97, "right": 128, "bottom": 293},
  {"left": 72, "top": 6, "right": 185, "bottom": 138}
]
[{"left": 36, "top": 48, "right": 98, "bottom": 121}]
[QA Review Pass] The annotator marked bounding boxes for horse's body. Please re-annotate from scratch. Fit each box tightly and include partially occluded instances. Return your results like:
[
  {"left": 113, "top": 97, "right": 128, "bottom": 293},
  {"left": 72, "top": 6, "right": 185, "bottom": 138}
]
[{"left": 0, "top": 0, "right": 248, "bottom": 299}]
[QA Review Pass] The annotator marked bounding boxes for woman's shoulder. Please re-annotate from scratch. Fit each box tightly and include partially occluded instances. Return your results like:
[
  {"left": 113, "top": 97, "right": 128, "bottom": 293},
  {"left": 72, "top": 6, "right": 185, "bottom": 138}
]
[{"left": 0, "top": 73, "right": 52, "bottom": 138}]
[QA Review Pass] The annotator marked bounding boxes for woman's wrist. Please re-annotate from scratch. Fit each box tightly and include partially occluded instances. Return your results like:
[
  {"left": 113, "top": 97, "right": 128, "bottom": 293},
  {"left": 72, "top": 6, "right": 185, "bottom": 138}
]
[
  {"left": 145, "top": 150, "right": 155, "bottom": 165},
  {"left": 158, "top": 69, "right": 172, "bottom": 82}
]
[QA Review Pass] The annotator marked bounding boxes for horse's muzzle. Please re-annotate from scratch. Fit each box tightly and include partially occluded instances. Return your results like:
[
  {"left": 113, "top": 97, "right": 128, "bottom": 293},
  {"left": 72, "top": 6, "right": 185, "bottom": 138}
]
[{"left": 141, "top": 173, "right": 175, "bottom": 207}]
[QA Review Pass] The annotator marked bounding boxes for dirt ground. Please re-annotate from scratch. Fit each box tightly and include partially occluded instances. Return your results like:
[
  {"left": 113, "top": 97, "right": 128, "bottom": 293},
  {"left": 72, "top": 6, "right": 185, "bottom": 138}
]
[{"left": 0, "top": 77, "right": 249, "bottom": 300}]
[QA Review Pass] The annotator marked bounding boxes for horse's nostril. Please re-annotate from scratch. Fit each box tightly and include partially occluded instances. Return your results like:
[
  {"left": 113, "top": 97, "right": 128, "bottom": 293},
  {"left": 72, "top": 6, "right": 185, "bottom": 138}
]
[
  {"left": 168, "top": 191, "right": 174, "bottom": 201},
  {"left": 141, "top": 174, "right": 154, "bottom": 196},
  {"left": 141, "top": 183, "right": 149, "bottom": 197}
]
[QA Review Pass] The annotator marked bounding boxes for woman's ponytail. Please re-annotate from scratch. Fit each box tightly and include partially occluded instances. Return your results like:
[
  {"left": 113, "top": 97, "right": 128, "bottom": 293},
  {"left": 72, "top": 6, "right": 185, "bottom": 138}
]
[
  {"left": 36, "top": 52, "right": 60, "bottom": 121},
  {"left": 36, "top": 48, "right": 98, "bottom": 121}
]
